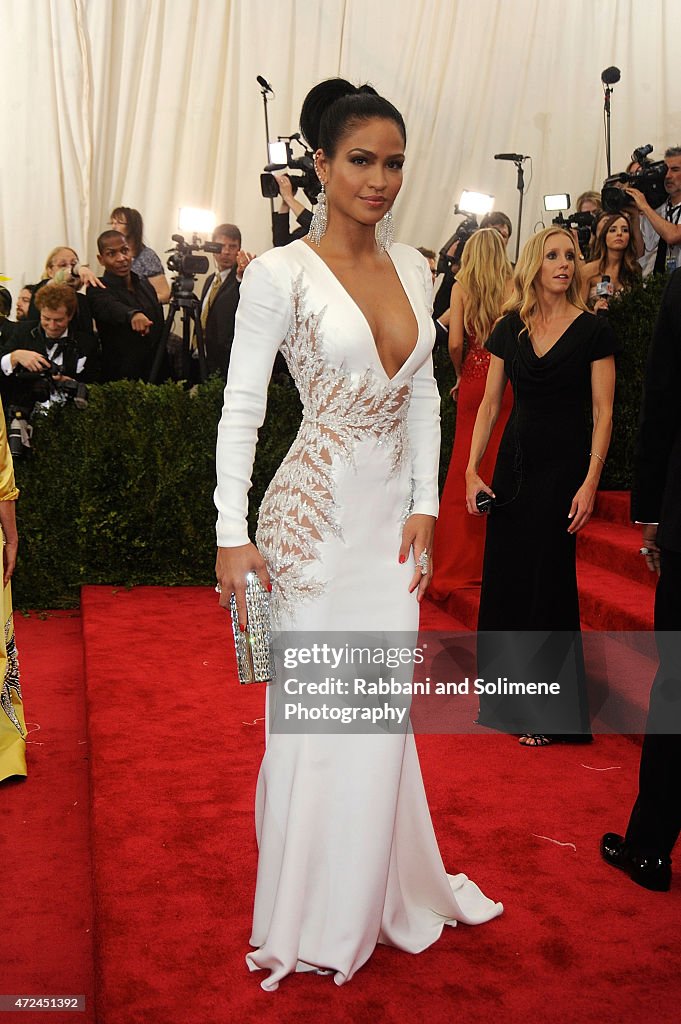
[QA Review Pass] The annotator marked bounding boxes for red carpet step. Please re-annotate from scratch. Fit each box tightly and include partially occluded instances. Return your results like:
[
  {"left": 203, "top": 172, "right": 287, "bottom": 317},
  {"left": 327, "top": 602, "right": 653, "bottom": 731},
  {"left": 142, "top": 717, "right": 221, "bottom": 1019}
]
[
  {"left": 433, "top": 493, "right": 657, "bottom": 734},
  {"left": 593, "top": 490, "right": 632, "bottom": 525},
  {"left": 80, "top": 585, "right": 679, "bottom": 1024}
]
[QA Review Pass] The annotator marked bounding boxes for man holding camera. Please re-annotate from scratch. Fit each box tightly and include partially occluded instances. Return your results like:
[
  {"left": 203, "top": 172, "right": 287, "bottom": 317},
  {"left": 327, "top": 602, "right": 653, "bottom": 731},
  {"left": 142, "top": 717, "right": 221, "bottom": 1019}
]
[
  {"left": 87, "top": 230, "right": 163, "bottom": 381},
  {"left": 198, "top": 224, "right": 253, "bottom": 378},
  {"left": 626, "top": 146, "right": 681, "bottom": 277},
  {"left": 0, "top": 282, "right": 99, "bottom": 412}
]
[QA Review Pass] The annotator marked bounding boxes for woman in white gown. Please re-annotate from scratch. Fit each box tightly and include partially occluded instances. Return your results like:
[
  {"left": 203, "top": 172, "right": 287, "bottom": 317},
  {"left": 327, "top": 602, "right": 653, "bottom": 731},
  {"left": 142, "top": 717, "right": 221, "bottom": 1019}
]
[{"left": 214, "top": 78, "right": 502, "bottom": 992}]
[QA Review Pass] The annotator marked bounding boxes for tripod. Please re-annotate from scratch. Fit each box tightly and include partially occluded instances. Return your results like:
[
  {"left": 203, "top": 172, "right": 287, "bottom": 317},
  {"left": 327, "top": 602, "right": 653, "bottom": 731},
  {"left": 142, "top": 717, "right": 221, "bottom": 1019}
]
[{"left": 149, "top": 273, "right": 207, "bottom": 384}]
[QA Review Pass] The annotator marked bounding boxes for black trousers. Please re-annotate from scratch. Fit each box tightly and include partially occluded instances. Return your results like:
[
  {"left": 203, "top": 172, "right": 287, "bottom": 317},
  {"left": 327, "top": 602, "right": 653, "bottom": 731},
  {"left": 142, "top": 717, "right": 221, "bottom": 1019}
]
[{"left": 625, "top": 548, "right": 681, "bottom": 858}]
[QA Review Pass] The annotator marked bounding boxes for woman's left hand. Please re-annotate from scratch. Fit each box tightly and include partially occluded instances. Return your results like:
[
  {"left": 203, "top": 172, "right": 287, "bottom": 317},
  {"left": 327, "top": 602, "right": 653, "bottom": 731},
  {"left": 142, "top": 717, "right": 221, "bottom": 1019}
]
[
  {"left": 79, "top": 265, "right": 105, "bottom": 289},
  {"left": 567, "top": 479, "right": 597, "bottom": 534},
  {"left": 399, "top": 513, "right": 436, "bottom": 601}
]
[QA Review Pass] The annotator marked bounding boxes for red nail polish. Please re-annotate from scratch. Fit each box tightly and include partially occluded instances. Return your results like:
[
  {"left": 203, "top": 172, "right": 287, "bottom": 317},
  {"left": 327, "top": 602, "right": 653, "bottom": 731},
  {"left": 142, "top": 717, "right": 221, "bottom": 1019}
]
[
  {"left": 399, "top": 554, "right": 406, "bottom": 564},
  {"left": 267, "top": 583, "right": 273, "bottom": 593},
  {"left": 239, "top": 624, "right": 246, "bottom": 632}
]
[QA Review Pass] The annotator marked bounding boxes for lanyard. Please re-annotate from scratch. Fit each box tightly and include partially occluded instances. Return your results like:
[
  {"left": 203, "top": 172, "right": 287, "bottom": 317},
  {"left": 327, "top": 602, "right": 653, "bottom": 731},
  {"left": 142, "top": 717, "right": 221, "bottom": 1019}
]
[{"left": 665, "top": 201, "right": 681, "bottom": 226}]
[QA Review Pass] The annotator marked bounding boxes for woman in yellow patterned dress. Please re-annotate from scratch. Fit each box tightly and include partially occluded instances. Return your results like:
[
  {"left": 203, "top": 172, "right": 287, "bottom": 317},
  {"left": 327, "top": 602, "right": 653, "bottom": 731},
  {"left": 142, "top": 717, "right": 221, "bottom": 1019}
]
[{"left": 0, "top": 404, "right": 23, "bottom": 783}]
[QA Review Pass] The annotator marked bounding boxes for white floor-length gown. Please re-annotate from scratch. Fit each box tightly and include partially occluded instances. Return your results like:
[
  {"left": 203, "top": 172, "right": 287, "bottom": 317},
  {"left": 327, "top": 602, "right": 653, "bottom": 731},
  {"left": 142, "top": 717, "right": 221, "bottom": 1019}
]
[{"left": 215, "top": 239, "right": 502, "bottom": 991}]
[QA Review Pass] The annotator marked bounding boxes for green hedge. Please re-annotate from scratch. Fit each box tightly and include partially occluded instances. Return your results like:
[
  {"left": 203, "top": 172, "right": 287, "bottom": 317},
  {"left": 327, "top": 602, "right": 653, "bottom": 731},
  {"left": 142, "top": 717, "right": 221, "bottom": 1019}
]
[{"left": 11, "top": 278, "right": 665, "bottom": 608}]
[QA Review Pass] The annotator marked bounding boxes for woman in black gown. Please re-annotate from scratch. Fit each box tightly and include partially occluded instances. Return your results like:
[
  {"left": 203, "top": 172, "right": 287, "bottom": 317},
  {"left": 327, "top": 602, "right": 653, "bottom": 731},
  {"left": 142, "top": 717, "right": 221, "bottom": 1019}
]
[{"left": 465, "top": 227, "right": 620, "bottom": 746}]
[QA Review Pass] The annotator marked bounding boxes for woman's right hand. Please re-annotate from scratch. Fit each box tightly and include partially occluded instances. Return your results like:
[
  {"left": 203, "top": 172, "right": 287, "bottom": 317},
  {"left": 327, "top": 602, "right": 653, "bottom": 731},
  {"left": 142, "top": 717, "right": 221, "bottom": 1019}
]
[
  {"left": 215, "top": 543, "right": 272, "bottom": 629},
  {"left": 465, "top": 472, "right": 494, "bottom": 515}
]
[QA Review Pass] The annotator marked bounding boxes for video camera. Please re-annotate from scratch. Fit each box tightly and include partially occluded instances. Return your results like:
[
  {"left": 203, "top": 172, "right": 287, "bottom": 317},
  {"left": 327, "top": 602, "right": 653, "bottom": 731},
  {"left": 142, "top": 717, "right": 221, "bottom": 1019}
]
[
  {"left": 166, "top": 234, "right": 222, "bottom": 277},
  {"left": 260, "top": 135, "right": 321, "bottom": 206},
  {"left": 551, "top": 211, "right": 595, "bottom": 257},
  {"left": 601, "top": 144, "right": 668, "bottom": 215},
  {"left": 436, "top": 208, "right": 479, "bottom": 275}
]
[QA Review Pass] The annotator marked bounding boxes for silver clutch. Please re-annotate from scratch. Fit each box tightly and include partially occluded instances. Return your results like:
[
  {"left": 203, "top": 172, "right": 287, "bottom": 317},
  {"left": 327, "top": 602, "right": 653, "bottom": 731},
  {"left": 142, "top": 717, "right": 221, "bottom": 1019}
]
[{"left": 229, "top": 572, "right": 275, "bottom": 684}]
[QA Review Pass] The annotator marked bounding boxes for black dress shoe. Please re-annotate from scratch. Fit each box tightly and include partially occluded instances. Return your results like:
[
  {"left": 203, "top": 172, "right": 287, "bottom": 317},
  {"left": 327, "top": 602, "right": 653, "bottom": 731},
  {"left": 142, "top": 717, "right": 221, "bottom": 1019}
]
[{"left": 600, "top": 832, "right": 671, "bottom": 892}]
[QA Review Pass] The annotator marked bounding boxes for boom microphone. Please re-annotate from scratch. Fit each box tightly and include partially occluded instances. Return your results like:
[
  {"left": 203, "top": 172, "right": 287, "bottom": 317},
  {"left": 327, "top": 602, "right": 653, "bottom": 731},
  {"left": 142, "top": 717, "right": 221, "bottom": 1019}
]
[
  {"left": 494, "top": 153, "right": 527, "bottom": 161},
  {"left": 257, "top": 75, "right": 274, "bottom": 93}
]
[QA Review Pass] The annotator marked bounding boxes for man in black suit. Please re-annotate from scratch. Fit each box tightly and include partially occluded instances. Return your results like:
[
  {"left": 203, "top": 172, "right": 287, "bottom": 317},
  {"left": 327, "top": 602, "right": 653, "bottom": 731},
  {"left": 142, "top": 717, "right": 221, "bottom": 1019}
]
[
  {"left": 87, "top": 230, "right": 163, "bottom": 381},
  {"left": 601, "top": 267, "right": 681, "bottom": 892},
  {"left": 0, "top": 282, "right": 99, "bottom": 414},
  {"left": 198, "top": 223, "right": 246, "bottom": 378}
]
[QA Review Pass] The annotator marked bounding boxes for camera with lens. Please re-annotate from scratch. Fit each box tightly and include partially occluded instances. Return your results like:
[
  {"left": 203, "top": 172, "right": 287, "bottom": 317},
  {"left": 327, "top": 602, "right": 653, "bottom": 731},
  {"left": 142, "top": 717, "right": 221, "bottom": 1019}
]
[
  {"left": 14, "top": 358, "right": 89, "bottom": 409},
  {"left": 601, "top": 144, "right": 668, "bottom": 215},
  {"left": 551, "top": 211, "right": 595, "bottom": 257},
  {"left": 260, "top": 135, "right": 321, "bottom": 206},
  {"left": 9, "top": 359, "right": 89, "bottom": 457},
  {"left": 166, "top": 234, "right": 222, "bottom": 277},
  {"left": 436, "top": 208, "right": 479, "bottom": 275}
]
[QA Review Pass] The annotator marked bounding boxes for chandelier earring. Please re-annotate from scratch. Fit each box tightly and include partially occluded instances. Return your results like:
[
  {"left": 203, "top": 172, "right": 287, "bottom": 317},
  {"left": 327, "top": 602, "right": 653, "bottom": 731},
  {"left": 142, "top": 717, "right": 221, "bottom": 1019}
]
[
  {"left": 309, "top": 182, "right": 328, "bottom": 246},
  {"left": 309, "top": 155, "right": 328, "bottom": 246},
  {"left": 375, "top": 208, "right": 394, "bottom": 252}
]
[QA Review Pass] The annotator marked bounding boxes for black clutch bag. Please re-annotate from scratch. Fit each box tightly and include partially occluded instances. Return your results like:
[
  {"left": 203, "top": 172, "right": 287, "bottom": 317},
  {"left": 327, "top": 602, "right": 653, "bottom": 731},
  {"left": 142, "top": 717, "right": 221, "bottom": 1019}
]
[{"left": 229, "top": 572, "right": 275, "bottom": 684}]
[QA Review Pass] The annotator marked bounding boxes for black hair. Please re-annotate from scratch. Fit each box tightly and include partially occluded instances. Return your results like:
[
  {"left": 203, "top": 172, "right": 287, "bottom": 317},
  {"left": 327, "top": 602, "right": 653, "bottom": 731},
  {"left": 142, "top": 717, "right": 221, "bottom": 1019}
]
[
  {"left": 97, "top": 229, "right": 127, "bottom": 253},
  {"left": 213, "top": 223, "right": 242, "bottom": 245},
  {"left": 299, "top": 77, "right": 406, "bottom": 157}
]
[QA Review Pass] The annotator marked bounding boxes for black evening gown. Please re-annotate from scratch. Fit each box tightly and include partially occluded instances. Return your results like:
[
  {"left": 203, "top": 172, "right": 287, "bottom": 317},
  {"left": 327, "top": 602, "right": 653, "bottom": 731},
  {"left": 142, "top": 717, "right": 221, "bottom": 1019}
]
[{"left": 476, "top": 311, "right": 620, "bottom": 736}]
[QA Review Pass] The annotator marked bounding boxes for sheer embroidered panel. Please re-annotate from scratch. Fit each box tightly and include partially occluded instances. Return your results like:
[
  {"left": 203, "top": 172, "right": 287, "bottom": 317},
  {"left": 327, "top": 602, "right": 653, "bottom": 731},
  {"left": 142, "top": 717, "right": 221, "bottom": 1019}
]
[{"left": 256, "top": 274, "right": 413, "bottom": 625}]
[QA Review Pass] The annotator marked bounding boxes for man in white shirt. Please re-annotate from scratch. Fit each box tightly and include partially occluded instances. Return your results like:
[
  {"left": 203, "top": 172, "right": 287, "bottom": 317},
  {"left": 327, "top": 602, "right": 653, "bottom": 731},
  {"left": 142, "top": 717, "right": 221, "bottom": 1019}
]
[
  {"left": 626, "top": 146, "right": 681, "bottom": 277},
  {"left": 0, "top": 282, "right": 99, "bottom": 412}
]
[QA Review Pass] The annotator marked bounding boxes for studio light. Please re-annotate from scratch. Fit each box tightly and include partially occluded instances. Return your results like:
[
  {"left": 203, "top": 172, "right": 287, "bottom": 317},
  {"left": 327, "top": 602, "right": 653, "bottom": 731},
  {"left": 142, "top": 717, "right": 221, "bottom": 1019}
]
[
  {"left": 543, "top": 194, "right": 571, "bottom": 212},
  {"left": 268, "top": 141, "right": 288, "bottom": 165},
  {"left": 458, "top": 190, "right": 495, "bottom": 216},
  {"left": 178, "top": 207, "right": 217, "bottom": 235}
]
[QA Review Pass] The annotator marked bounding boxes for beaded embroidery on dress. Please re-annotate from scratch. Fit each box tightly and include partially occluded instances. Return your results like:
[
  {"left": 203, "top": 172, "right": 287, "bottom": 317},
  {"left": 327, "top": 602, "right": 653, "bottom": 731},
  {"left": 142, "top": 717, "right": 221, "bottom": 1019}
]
[
  {"left": 0, "top": 615, "right": 22, "bottom": 736},
  {"left": 256, "top": 272, "right": 412, "bottom": 627},
  {"left": 214, "top": 240, "right": 503, "bottom": 993}
]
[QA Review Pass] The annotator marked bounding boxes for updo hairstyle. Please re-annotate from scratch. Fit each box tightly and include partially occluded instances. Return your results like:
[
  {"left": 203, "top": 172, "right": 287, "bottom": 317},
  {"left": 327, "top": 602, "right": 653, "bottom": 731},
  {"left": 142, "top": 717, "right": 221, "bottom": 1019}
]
[{"left": 300, "top": 78, "right": 406, "bottom": 158}]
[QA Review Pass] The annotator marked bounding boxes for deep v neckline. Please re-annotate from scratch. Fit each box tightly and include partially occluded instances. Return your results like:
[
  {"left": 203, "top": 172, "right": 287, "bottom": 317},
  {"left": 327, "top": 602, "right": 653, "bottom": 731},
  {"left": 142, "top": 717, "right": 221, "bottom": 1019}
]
[
  {"left": 528, "top": 312, "right": 587, "bottom": 360},
  {"left": 297, "top": 240, "right": 420, "bottom": 382}
]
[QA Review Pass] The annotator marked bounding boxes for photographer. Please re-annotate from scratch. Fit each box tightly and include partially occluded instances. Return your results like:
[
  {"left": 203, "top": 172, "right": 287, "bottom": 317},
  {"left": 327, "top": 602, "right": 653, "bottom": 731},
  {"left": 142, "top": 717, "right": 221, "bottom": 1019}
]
[
  {"left": 626, "top": 146, "right": 681, "bottom": 276},
  {"left": 0, "top": 283, "right": 99, "bottom": 413},
  {"left": 197, "top": 224, "right": 254, "bottom": 378},
  {"left": 272, "top": 173, "right": 313, "bottom": 246}
]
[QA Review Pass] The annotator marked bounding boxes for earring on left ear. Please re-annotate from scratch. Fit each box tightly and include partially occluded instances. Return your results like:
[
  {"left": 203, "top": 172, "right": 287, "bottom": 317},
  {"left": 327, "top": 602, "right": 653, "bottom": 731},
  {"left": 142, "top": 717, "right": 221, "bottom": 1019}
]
[
  {"left": 375, "top": 209, "right": 394, "bottom": 252},
  {"left": 308, "top": 182, "right": 328, "bottom": 246}
]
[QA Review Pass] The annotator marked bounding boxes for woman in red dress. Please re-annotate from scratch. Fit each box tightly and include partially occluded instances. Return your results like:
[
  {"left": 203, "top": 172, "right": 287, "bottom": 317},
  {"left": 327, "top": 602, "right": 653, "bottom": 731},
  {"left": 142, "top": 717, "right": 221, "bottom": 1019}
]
[{"left": 431, "top": 228, "right": 513, "bottom": 598}]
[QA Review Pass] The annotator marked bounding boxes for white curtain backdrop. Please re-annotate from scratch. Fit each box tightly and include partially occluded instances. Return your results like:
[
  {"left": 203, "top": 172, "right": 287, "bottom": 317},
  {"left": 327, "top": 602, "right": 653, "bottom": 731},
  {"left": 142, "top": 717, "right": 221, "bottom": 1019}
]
[{"left": 2, "top": 0, "right": 681, "bottom": 294}]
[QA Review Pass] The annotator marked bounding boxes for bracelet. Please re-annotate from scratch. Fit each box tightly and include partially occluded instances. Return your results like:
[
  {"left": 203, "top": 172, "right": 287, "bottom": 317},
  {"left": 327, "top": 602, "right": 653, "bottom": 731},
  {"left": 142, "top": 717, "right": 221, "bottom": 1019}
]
[{"left": 590, "top": 451, "right": 605, "bottom": 466}]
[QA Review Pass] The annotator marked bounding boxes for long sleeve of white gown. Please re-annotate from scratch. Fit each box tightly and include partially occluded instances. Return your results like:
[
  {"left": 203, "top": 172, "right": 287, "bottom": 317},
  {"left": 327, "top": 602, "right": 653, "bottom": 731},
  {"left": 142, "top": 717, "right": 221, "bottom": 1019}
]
[
  {"left": 214, "top": 258, "right": 291, "bottom": 547},
  {"left": 407, "top": 257, "right": 441, "bottom": 518}
]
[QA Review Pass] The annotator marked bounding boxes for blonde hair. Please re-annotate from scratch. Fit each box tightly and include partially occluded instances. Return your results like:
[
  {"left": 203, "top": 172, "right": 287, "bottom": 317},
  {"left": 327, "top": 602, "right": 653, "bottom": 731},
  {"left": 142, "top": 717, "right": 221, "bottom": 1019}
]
[
  {"left": 503, "top": 228, "right": 588, "bottom": 336},
  {"left": 43, "top": 246, "right": 78, "bottom": 279},
  {"left": 575, "top": 190, "right": 602, "bottom": 212},
  {"left": 456, "top": 229, "right": 512, "bottom": 344}
]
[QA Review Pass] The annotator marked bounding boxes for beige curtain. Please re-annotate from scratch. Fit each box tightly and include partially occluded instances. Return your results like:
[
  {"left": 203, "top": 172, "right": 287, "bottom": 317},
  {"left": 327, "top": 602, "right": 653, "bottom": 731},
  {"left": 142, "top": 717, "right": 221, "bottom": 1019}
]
[{"left": 1, "top": 0, "right": 680, "bottom": 292}]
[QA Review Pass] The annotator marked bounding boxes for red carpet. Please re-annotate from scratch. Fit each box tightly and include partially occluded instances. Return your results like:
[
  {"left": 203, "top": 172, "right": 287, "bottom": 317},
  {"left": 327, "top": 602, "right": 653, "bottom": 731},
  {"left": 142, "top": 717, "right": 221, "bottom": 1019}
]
[
  {"left": 1, "top": 611, "right": 95, "bottom": 1023},
  {"left": 437, "top": 492, "right": 655, "bottom": 632},
  {"left": 76, "top": 585, "right": 679, "bottom": 1024}
]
